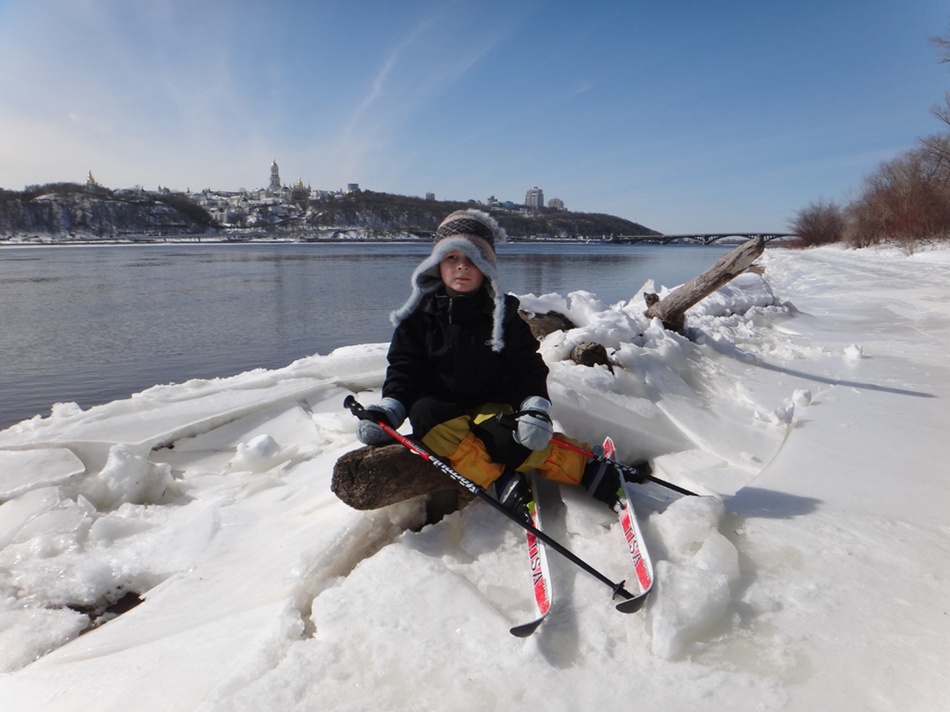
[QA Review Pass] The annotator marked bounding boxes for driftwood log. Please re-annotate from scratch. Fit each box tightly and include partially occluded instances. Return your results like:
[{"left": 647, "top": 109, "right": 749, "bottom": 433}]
[
  {"left": 518, "top": 309, "right": 576, "bottom": 339},
  {"left": 644, "top": 236, "right": 765, "bottom": 332},
  {"left": 332, "top": 443, "right": 475, "bottom": 514},
  {"left": 570, "top": 340, "right": 612, "bottom": 371},
  {"left": 518, "top": 310, "right": 612, "bottom": 369}
]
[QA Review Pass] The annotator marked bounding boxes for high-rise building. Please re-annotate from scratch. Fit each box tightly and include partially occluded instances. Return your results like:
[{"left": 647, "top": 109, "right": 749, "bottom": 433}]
[{"left": 525, "top": 185, "right": 544, "bottom": 209}]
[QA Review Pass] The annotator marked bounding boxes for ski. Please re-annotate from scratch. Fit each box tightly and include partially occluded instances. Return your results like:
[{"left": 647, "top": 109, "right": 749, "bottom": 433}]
[
  {"left": 509, "top": 475, "right": 554, "bottom": 637},
  {"left": 603, "top": 437, "right": 655, "bottom": 613}
]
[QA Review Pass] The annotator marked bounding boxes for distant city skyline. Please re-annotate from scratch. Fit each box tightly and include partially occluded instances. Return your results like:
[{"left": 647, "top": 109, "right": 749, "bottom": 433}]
[
  {"left": 189, "top": 159, "right": 562, "bottom": 214},
  {"left": 1, "top": 1, "right": 947, "bottom": 233}
]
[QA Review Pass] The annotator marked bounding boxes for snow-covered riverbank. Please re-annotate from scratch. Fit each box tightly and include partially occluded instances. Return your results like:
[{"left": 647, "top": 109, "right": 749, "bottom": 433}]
[{"left": 1, "top": 244, "right": 948, "bottom": 711}]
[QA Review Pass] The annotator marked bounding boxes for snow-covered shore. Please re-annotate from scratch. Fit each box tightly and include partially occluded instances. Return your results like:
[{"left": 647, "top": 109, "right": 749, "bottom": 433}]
[{"left": 1, "top": 244, "right": 948, "bottom": 711}]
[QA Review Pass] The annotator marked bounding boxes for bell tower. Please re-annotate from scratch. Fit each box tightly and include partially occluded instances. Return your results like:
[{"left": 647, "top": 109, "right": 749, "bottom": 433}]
[{"left": 269, "top": 160, "right": 281, "bottom": 194}]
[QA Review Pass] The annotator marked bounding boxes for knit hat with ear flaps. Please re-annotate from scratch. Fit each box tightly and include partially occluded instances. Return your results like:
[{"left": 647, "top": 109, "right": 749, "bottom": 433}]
[{"left": 390, "top": 209, "right": 509, "bottom": 352}]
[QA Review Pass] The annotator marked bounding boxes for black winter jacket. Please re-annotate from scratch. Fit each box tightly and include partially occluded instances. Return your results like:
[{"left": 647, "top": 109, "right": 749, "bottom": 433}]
[{"left": 382, "top": 287, "right": 549, "bottom": 412}]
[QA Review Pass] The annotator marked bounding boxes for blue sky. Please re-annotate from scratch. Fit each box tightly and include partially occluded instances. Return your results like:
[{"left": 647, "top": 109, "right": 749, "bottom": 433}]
[{"left": 0, "top": 0, "right": 947, "bottom": 233}]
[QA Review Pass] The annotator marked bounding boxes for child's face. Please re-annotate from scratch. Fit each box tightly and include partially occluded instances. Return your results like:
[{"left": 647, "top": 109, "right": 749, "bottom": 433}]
[{"left": 439, "top": 250, "right": 485, "bottom": 296}]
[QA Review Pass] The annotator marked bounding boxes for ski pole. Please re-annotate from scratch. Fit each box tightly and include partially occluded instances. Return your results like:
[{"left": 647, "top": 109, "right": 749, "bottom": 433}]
[
  {"left": 344, "top": 396, "right": 641, "bottom": 605},
  {"left": 497, "top": 410, "right": 697, "bottom": 497}
]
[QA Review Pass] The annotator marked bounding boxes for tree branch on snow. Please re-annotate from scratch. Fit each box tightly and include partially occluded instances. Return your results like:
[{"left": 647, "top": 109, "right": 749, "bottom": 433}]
[{"left": 644, "top": 236, "right": 765, "bottom": 333}]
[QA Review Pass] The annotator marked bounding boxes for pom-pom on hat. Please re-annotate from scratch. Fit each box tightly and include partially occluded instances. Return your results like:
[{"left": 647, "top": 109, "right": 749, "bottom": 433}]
[{"left": 390, "top": 209, "right": 509, "bottom": 352}]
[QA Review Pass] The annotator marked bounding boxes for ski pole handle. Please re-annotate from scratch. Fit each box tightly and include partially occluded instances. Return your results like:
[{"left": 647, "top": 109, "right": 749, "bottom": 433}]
[{"left": 344, "top": 395, "right": 373, "bottom": 421}]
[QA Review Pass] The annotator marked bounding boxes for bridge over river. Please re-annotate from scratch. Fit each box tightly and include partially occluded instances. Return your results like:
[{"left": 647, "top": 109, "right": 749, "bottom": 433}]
[{"left": 611, "top": 233, "right": 795, "bottom": 245}]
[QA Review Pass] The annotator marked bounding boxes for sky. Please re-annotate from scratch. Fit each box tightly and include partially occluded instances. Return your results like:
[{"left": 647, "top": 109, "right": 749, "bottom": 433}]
[{"left": 0, "top": 0, "right": 947, "bottom": 233}]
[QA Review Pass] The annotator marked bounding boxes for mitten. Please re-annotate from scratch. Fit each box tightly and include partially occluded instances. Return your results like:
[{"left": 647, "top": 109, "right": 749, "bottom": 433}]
[
  {"left": 356, "top": 397, "right": 407, "bottom": 446},
  {"left": 513, "top": 396, "right": 553, "bottom": 451}
]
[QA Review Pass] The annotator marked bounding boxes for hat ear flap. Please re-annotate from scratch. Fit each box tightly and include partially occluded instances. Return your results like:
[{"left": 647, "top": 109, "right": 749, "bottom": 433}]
[
  {"left": 389, "top": 250, "right": 443, "bottom": 325},
  {"left": 490, "top": 292, "right": 506, "bottom": 352}
]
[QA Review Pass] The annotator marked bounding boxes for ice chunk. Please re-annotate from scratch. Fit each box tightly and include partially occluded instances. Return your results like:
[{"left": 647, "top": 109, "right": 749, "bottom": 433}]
[
  {"left": 79, "top": 445, "right": 184, "bottom": 510},
  {"left": 0, "top": 448, "right": 85, "bottom": 500},
  {"left": 695, "top": 529, "right": 741, "bottom": 584},
  {"left": 0, "top": 607, "right": 89, "bottom": 673},
  {"left": 647, "top": 560, "right": 732, "bottom": 659},
  {"left": 229, "top": 434, "right": 290, "bottom": 474},
  {"left": 843, "top": 343, "right": 865, "bottom": 361},
  {"left": 646, "top": 494, "right": 741, "bottom": 657},
  {"left": 652, "top": 495, "right": 725, "bottom": 561},
  {"left": 0, "top": 487, "right": 63, "bottom": 546}
]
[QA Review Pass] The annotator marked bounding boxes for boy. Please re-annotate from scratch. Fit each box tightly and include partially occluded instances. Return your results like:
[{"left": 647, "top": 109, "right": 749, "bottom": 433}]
[{"left": 356, "top": 209, "right": 629, "bottom": 517}]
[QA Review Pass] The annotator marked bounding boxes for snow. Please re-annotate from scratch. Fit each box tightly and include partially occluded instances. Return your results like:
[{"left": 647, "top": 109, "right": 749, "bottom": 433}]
[{"left": 1, "top": 244, "right": 949, "bottom": 711}]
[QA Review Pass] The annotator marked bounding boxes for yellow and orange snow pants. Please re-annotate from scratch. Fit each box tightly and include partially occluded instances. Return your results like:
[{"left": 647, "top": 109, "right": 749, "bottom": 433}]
[{"left": 418, "top": 402, "right": 589, "bottom": 489}]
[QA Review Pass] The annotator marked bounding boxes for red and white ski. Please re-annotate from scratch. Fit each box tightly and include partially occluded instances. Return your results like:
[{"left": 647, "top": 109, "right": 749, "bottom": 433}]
[
  {"left": 603, "top": 437, "right": 655, "bottom": 613},
  {"left": 510, "top": 474, "right": 554, "bottom": 637}
]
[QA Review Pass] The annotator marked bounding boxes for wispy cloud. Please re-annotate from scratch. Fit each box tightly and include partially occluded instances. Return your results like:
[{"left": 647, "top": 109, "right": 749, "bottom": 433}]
[{"left": 327, "top": 6, "right": 519, "bottom": 187}]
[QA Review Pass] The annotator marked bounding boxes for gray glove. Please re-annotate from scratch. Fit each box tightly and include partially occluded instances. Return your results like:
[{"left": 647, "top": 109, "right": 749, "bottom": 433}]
[
  {"left": 513, "top": 396, "right": 553, "bottom": 451},
  {"left": 356, "top": 397, "right": 407, "bottom": 446}
]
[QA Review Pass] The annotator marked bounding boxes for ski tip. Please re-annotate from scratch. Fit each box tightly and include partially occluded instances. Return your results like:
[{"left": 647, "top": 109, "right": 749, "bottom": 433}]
[
  {"left": 509, "top": 617, "right": 545, "bottom": 638},
  {"left": 615, "top": 592, "right": 649, "bottom": 614}
]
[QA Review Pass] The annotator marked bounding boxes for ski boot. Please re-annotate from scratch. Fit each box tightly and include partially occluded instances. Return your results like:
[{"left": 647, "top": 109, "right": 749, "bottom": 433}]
[
  {"left": 582, "top": 456, "right": 652, "bottom": 509},
  {"left": 492, "top": 470, "right": 532, "bottom": 523}
]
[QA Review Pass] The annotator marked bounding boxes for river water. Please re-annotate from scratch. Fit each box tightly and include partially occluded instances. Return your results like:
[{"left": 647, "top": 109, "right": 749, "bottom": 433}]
[{"left": 0, "top": 241, "right": 732, "bottom": 429}]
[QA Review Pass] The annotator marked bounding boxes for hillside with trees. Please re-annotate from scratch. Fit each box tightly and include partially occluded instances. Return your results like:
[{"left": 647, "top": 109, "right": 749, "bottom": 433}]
[
  {"left": 0, "top": 183, "right": 215, "bottom": 240},
  {"left": 0, "top": 182, "right": 657, "bottom": 243},
  {"left": 300, "top": 190, "right": 656, "bottom": 239}
]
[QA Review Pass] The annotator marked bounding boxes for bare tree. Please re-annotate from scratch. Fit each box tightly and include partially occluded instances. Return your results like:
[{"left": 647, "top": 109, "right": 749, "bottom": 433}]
[
  {"left": 931, "top": 22, "right": 950, "bottom": 126},
  {"left": 789, "top": 200, "right": 846, "bottom": 247},
  {"left": 846, "top": 144, "right": 950, "bottom": 248},
  {"left": 932, "top": 21, "right": 950, "bottom": 63},
  {"left": 931, "top": 92, "right": 950, "bottom": 128}
]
